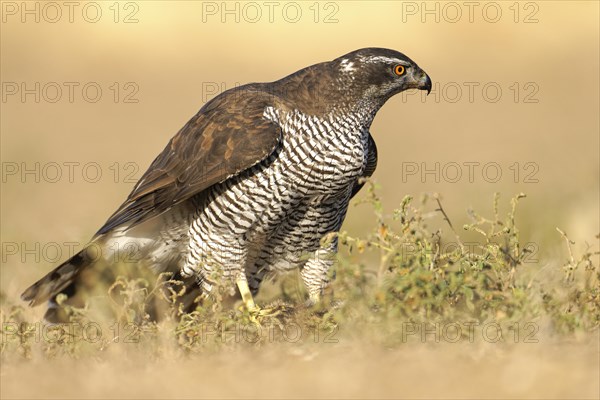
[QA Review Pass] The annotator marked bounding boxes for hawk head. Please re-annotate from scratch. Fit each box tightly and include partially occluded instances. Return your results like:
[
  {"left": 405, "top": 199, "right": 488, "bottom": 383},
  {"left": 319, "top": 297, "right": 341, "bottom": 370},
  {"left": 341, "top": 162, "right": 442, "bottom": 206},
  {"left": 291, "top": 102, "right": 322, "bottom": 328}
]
[
  {"left": 273, "top": 48, "right": 431, "bottom": 117},
  {"left": 334, "top": 48, "right": 432, "bottom": 104}
]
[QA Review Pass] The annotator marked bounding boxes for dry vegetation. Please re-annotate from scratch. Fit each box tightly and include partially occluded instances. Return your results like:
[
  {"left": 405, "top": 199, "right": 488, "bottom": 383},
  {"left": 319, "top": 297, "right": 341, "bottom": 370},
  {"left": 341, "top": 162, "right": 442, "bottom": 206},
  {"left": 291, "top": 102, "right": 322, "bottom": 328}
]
[
  {"left": 2, "top": 2, "right": 598, "bottom": 398},
  {"left": 1, "top": 184, "right": 598, "bottom": 399}
]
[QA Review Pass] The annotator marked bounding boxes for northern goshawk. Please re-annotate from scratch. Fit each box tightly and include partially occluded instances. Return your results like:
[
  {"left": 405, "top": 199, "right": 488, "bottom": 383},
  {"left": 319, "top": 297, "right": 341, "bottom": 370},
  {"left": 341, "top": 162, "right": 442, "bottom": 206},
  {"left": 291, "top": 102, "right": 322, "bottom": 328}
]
[{"left": 22, "top": 48, "right": 431, "bottom": 320}]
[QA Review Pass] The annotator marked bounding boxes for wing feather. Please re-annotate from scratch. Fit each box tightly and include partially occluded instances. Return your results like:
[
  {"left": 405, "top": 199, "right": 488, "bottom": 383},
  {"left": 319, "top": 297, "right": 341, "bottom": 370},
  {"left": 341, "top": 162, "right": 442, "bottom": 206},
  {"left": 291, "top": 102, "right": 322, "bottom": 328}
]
[{"left": 97, "top": 87, "right": 282, "bottom": 235}]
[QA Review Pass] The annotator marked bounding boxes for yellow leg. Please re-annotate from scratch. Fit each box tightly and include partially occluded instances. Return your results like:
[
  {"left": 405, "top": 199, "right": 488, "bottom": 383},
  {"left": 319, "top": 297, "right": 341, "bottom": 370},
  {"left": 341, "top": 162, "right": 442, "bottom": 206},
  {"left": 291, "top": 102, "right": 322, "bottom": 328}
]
[
  {"left": 308, "top": 291, "right": 321, "bottom": 306},
  {"left": 236, "top": 277, "right": 283, "bottom": 320},
  {"left": 236, "top": 278, "right": 257, "bottom": 311}
]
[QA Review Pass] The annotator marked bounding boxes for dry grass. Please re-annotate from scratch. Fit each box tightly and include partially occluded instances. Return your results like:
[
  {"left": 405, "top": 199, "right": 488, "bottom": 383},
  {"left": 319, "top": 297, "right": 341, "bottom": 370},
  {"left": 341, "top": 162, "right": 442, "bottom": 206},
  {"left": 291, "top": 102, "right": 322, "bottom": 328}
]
[
  {"left": 2, "top": 341, "right": 598, "bottom": 400},
  {"left": 1, "top": 3, "right": 598, "bottom": 398},
  {"left": 2, "top": 186, "right": 598, "bottom": 399}
]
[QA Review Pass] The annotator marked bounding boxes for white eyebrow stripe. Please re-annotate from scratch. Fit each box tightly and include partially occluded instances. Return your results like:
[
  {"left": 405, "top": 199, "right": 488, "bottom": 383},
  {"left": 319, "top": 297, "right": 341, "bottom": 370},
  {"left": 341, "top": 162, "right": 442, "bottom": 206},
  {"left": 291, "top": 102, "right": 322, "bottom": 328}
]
[{"left": 361, "top": 55, "right": 408, "bottom": 65}]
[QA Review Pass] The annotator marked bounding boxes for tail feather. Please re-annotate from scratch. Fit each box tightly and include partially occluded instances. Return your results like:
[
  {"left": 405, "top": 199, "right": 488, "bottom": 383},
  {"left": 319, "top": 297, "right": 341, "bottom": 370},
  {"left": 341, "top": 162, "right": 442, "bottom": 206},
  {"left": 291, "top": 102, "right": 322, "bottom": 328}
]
[{"left": 21, "top": 249, "right": 90, "bottom": 307}]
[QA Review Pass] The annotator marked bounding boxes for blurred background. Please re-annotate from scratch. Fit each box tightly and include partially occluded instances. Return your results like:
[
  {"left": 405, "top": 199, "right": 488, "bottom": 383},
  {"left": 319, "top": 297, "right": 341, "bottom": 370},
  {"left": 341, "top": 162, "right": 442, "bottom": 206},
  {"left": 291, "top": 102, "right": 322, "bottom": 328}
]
[
  {"left": 1, "top": 0, "right": 598, "bottom": 310},
  {"left": 1, "top": 2, "right": 599, "bottom": 399}
]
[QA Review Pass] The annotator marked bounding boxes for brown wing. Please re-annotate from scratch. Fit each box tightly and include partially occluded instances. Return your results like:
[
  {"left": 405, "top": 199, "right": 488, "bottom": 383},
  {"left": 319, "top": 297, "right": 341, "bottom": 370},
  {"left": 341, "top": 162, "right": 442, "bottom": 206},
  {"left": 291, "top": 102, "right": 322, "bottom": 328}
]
[
  {"left": 97, "top": 87, "right": 282, "bottom": 235},
  {"left": 351, "top": 133, "right": 378, "bottom": 199}
]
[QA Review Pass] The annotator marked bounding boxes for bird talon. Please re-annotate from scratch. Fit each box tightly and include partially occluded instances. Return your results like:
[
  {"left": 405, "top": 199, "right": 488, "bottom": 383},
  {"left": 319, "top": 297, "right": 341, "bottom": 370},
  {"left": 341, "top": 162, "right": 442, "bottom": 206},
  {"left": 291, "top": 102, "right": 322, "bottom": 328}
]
[{"left": 246, "top": 305, "right": 281, "bottom": 322}]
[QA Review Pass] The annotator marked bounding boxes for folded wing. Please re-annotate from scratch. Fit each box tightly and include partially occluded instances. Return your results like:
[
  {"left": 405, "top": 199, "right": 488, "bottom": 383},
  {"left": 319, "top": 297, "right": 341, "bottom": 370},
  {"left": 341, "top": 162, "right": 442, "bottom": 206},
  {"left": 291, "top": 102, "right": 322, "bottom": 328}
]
[{"left": 97, "top": 87, "right": 283, "bottom": 235}]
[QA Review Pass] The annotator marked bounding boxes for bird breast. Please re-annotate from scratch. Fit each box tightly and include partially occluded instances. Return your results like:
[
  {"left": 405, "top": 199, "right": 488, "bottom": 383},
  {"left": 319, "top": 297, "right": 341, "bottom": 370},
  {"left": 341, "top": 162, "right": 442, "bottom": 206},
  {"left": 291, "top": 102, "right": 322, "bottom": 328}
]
[{"left": 265, "top": 107, "right": 369, "bottom": 195}]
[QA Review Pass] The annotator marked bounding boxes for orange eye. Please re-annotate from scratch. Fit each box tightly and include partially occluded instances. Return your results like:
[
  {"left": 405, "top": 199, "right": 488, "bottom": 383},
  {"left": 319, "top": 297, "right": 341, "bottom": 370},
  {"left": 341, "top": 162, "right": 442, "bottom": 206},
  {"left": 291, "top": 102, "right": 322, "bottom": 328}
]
[{"left": 394, "top": 65, "right": 406, "bottom": 76}]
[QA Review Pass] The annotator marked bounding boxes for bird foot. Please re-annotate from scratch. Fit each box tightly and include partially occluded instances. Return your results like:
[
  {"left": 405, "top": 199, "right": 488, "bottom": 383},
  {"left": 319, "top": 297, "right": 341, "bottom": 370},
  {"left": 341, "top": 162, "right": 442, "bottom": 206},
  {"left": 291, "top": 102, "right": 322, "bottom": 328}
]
[
  {"left": 252, "top": 305, "right": 282, "bottom": 318},
  {"left": 238, "top": 304, "right": 282, "bottom": 324}
]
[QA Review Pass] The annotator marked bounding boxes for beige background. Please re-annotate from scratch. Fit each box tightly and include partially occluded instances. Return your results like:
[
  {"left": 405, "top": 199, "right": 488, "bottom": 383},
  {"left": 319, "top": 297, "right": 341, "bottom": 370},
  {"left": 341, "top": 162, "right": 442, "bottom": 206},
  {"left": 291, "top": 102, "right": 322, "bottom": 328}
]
[
  {"left": 1, "top": 1, "right": 599, "bottom": 399},
  {"left": 1, "top": 0, "right": 599, "bottom": 299}
]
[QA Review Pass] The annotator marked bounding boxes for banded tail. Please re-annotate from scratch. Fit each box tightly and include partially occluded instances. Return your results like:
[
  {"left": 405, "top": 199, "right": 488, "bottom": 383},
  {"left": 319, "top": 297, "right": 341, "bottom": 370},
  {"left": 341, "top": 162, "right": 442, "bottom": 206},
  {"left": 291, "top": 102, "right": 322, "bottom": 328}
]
[{"left": 21, "top": 247, "right": 93, "bottom": 306}]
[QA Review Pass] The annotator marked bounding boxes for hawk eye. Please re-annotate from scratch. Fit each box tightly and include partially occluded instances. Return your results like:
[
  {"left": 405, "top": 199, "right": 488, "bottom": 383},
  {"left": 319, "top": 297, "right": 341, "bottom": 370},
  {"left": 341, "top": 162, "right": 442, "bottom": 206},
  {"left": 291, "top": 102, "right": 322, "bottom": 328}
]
[{"left": 394, "top": 65, "right": 406, "bottom": 76}]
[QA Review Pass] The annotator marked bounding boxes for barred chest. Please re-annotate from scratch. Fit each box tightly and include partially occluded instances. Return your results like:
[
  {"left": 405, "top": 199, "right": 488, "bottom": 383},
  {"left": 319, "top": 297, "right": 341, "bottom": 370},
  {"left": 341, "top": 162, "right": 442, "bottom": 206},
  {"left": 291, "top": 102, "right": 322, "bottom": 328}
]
[{"left": 265, "top": 107, "right": 370, "bottom": 195}]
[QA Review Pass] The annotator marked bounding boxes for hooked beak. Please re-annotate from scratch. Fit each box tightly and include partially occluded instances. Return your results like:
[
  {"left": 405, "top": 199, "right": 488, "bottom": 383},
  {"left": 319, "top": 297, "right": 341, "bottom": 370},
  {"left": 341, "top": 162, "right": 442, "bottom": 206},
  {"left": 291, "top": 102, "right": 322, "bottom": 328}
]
[{"left": 419, "top": 71, "right": 432, "bottom": 95}]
